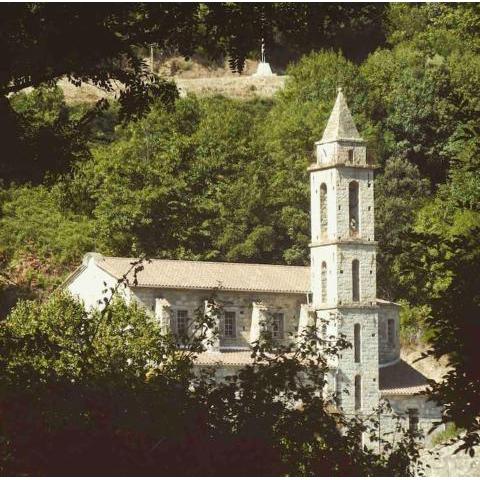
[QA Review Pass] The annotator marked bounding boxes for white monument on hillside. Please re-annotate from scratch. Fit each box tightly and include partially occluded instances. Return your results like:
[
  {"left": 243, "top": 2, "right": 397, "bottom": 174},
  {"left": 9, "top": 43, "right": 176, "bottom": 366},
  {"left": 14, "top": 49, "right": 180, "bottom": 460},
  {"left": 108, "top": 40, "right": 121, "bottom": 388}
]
[{"left": 253, "top": 38, "right": 275, "bottom": 77}]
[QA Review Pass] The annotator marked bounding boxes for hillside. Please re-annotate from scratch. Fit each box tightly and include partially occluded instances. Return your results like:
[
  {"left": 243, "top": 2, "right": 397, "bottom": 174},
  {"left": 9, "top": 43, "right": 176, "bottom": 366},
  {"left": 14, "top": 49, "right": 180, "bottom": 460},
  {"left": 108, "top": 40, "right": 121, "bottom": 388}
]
[{"left": 58, "top": 57, "right": 286, "bottom": 104}]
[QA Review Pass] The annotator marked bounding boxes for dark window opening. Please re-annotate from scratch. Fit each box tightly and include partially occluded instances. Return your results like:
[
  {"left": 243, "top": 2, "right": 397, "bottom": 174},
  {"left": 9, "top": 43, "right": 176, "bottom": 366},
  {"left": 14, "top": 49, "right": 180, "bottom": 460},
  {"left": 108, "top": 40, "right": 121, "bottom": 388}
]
[
  {"left": 176, "top": 309, "right": 188, "bottom": 337},
  {"left": 224, "top": 311, "right": 236, "bottom": 338},
  {"left": 354, "top": 323, "right": 361, "bottom": 363},
  {"left": 272, "top": 312, "right": 284, "bottom": 339},
  {"left": 354, "top": 375, "right": 362, "bottom": 411},
  {"left": 320, "top": 183, "right": 328, "bottom": 239},
  {"left": 408, "top": 409, "right": 419, "bottom": 433},
  {"left": 352, "top": 259, "right": 360, "bottom": 302},
  {"left": 349, "top": 181, "right": 359, "bottom": 236}
]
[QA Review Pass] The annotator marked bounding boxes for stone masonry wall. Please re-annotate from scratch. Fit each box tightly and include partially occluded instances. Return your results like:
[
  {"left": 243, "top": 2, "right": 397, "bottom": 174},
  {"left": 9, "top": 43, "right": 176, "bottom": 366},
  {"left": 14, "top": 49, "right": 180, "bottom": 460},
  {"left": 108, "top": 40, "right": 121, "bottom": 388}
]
[
  {"left": 338, "top": 307, "right": 380, "bottom": 413},
  {"left": 335, "top": 243, "right": 376, "bottom": 305},
  {"left": 130, "top": 287, "right": 306, "bottom": 348},
  {"left": 315, "top": 140, "right": 367, "bottom": 167},
  {"left": 378, "top": 304, "right": 400, "bottom": 364},
  {"left": 381, "top": 394, "right": 443, "bottom": 448}
]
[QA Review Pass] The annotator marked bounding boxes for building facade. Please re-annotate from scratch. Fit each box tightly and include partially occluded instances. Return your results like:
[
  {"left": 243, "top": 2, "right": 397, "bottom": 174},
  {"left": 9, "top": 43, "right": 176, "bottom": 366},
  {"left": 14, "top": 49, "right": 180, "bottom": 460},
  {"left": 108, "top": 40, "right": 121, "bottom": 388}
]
[{"left": 64, "top": 89, "right": 442, "bottom": 444}]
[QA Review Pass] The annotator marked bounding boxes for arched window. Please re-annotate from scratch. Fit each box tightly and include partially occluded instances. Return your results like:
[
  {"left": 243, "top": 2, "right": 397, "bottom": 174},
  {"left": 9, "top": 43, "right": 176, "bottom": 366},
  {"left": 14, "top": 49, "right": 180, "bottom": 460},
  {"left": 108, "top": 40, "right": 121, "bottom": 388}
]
[
  {"left": 354, "top": 323, "right": 361, "bottom": 363},
  {"left": 354, "top": 375, "right": 362, "bottom": 411},
  {"left": 321, "top": 261, "right": 327, "bottom": 303},
  {"left": 320, "top": 183, "right": 328, "bottom": 239},
  {"left": 349, "top": 181, "right": 359, "bottom": 236},
  {"left": 352, "top": 259, "right": 360, "bottom": 302}
]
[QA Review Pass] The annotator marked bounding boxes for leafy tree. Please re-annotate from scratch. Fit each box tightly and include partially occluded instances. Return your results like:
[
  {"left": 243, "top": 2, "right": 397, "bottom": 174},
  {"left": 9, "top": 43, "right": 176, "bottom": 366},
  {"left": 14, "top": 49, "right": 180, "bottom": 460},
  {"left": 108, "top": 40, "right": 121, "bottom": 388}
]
[
  {"left": 2, "top": 86, "right": 93, "bottom": 183},
  {"left": 61, "top": 95, "right": 289, "bottom": 264},
  {"left": 0, "top": 288, "right": 421, "bottom": 475},
  {"left": 375, "top": 156, "right": 429, "bottom": 300},
  {"left": 0, "top": 184, "right": 94, "bottom": 316},
  {"left": 396, "top": 129, "right": 480, "bottom": 451}
]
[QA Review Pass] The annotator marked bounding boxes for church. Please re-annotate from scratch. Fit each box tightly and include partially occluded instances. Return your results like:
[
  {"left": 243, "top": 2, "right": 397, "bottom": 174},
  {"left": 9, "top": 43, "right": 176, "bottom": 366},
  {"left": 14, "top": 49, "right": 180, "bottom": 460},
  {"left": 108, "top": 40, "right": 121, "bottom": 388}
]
[{"left": 64, "top": 89, "right": 442, "bottom": 443}]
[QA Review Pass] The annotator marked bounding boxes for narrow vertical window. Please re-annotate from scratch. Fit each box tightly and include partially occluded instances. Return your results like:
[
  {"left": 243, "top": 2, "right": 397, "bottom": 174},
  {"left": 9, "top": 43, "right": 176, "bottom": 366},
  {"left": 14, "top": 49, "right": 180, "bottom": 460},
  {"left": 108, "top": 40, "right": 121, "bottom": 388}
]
[
  {"left": 336, "top": 374, "right": 342, "bottom": 407},
  {"left": 408, "top": 409, "right": 419, "bottom": 433},
  {"left": 387, "top": 318, "right": 395, "bottom": 346},
  {"left": 272, "top": 312, "right": 284, "bottom": 339},
  {"left": 321, "top": 261, "right": 327, "bottom": 303},
  {"left": 352, "top": 259, "right": 360, "bottom": 302},
  {"left": 354, "top": 375, "right": 362, "bottom": 411},
  {"left": 348, "top": 148, "right": 354, "bottom": 163},
  {"left": 349, "top": 181, "right": 359, "bottom": 236},
  {"left": 321, "top": 324, "right": 327, "bottom": 340},
  {"left": 176, "top": 309, "right": 188, "bottom": 337},
  {"left": 224, "top": 311, "right": 237, "bottom": 338},
  {"left": 320, "top": 183, "right": 328, "bottom": 239},
  {"left": 354, "top": 323, "right": 361, "bottom": 363}
]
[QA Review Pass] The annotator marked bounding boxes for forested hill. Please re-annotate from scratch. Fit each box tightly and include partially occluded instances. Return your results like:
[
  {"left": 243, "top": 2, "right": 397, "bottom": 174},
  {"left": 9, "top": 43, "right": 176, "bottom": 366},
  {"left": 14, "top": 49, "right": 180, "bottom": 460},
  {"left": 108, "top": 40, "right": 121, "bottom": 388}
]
[{"left": 0, "top": 3, "right": 479, "bottom": 350}]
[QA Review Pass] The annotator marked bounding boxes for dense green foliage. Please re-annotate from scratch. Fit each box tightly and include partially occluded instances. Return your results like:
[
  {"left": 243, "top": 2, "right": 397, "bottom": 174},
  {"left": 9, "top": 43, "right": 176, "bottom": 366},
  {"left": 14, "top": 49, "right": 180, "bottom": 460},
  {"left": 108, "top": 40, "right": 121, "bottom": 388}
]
[
  {"left": 0, "top": 291, "right": 420, "bottom": 475},
  {"left": 1, "top": 2, "right": 480, "bottom": 455}
]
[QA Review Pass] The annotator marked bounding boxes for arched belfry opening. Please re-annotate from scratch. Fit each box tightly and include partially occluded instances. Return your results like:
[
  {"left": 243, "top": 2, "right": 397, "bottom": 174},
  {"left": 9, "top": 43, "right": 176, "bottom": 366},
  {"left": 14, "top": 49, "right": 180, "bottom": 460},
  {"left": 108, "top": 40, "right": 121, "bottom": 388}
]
[
  {"left": 321, "top": 261, "right": 327, "bottom": 303},
  {"left": 352, "top": 259, "right": 360, "bottom": 302},
  {"left": 349, "top": 181, "right": 359, "bottom": 236},
  {"left": 320, "top": 183, "right": 328, "bottom": 239}
]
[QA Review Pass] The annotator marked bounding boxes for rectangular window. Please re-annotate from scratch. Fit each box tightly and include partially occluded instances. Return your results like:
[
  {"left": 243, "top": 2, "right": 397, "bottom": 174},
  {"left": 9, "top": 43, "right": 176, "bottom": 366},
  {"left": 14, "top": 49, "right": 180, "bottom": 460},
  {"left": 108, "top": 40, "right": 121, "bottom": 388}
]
[
  {"left": 335, "top": 374, "right": 342, "bottom": 408},
  {"left": 272, "top": 312, "right": 284, "bottom": 339},
  {"left": 224, "top": 311, "right": 236, "bottom": 338},
  {"left": 348, "top": 148, "right": 354, "bottom": 163},
  {"left": 352, "top": 259, "right": 360, "bottom": 302},
  {"left": 408, "top": 408, "right": 419, "bottom": 433},
  {"left": 354, "top": 375, "right": 362, "bottom": 411},
  {"left": 354, "top": 323, "right": 361, "bottom": 363},
  {"left": 176, "top": 309, "right": 188, "bottom": 337},
  {"left": 387, "top": 318, "right": 395, "bottom": 346}
]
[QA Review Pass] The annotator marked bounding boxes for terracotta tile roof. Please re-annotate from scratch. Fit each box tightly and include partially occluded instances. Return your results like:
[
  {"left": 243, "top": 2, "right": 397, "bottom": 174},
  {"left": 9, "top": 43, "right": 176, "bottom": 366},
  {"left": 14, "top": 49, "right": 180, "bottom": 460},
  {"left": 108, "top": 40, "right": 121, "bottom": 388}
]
[
  {"left": 195, "top": 354, "right": 430, "bottom": 396},
  {"left": 85, "top": 254, "right": 402, "bottom": 304},
  {"left": 379, "top": 359, "right": 429, "bottom": 396},
  {"left": 95, "top": 255, "right": 310, "bottom": 294}
]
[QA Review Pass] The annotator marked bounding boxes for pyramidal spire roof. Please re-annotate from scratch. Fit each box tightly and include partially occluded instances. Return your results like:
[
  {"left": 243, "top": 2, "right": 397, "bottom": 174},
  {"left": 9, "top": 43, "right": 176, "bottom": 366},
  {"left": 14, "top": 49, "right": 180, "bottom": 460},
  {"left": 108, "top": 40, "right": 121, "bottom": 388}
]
[{"left": 320, "top": 88, "right": 363, "bottom": 143}]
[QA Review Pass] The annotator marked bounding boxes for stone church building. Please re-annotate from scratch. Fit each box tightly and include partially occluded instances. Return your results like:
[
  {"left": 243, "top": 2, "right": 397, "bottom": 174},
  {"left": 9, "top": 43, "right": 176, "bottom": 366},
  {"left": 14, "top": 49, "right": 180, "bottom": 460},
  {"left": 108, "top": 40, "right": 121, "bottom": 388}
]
[{"left": 64, "top": 89, "right": 442, "bottom": 443}]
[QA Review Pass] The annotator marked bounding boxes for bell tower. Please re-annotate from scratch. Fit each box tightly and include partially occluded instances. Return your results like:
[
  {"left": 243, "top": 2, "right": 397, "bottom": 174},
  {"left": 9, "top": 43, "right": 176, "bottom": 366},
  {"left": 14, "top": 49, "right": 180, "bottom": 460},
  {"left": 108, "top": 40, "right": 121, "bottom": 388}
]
[{"left": 309, "top": 88, "right": 379, "bottom": 413}]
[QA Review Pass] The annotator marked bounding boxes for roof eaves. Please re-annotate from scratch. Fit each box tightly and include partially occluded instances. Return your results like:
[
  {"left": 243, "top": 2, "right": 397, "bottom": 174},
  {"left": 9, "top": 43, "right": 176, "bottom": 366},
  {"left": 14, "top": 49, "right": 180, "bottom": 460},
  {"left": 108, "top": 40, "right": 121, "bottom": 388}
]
[
  {"left": 131, "top": 284, "right": 308, "bottom": 294},
  {"left": 59, "top": 264, "right": 87, "bottom": 290}
]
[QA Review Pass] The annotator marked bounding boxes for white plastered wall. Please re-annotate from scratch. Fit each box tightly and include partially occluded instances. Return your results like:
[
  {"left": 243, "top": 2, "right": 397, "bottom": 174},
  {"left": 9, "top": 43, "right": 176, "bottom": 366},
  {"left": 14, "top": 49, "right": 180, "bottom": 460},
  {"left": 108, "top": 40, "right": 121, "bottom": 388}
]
[{"left": 66, "top": 256, "right": 127, "bottom": 310}]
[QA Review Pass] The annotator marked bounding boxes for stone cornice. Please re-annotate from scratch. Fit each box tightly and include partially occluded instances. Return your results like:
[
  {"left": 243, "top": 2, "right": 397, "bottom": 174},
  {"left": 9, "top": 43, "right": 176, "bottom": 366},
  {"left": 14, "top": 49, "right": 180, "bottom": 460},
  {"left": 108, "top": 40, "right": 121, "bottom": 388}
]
[
  {"left": 315, "top": 302, "right": 380, "bottom": 312},
  {"left": 308, "top": 162, "right": 379, "bottom": 173},
  {"left": 310, "top": 239, "right": 377, "bottom": 247}
]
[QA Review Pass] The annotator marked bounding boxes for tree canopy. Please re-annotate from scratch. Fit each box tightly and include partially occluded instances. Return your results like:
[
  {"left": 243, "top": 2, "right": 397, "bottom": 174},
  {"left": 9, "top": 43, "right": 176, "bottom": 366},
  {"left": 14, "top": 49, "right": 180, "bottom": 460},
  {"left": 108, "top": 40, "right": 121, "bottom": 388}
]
[{"left": 0, "top": 290, "right": 421, "bottom": 475}]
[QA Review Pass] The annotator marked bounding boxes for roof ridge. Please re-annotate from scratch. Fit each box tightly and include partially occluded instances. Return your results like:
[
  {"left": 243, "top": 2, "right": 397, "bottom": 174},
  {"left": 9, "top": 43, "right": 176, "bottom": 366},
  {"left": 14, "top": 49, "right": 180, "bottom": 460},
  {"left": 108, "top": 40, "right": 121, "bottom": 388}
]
[{"left": 100, "top": 256, "right": 310, "bottom": 269}]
